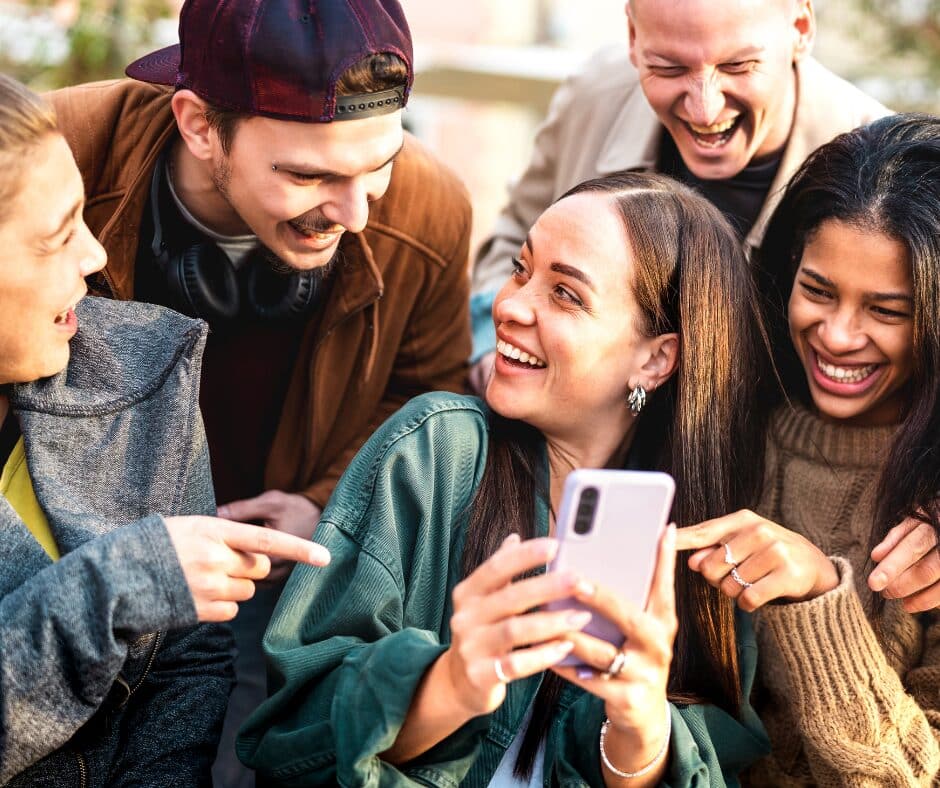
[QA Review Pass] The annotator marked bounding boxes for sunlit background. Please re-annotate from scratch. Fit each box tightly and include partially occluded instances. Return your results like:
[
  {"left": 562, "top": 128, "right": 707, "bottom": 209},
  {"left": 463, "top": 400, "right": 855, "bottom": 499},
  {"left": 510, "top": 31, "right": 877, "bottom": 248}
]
[{"left": 2, "top": 0, "right": 938, "bottom": 256}]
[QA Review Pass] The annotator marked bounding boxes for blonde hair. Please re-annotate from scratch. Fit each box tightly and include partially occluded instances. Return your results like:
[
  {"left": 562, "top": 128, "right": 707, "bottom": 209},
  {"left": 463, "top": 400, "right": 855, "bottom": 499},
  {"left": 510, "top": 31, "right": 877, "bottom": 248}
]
[{"left": 0, "top": 74, "right": 58, "bottom": 223}]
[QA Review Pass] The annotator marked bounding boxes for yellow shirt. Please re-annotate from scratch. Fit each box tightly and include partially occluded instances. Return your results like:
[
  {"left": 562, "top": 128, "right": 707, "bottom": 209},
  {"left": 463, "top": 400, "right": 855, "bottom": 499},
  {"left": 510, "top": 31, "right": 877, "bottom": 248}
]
[{"left": 0, "top": 437, "right": 59, "bottom": 560}]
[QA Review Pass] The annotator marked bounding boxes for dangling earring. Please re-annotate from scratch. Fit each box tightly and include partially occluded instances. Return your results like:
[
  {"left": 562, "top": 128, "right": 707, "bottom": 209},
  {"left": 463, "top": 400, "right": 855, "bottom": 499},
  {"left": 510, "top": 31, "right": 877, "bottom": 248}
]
[{"left": 627, "top": 384, "right": 647, "bottom": 416}]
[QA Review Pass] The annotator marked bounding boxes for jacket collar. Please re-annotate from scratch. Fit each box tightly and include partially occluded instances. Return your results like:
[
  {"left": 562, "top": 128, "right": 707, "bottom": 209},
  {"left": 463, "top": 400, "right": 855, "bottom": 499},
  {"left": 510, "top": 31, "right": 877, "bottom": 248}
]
[
  {"left": 3, "top": 298, "right": 206, "bottom": 577},
  {"left": 591, "top": 58, "right": 848, "bottom": 248},
  {"left": 11, "top": 298, "right": 207, "bottom": 416},
  {"left": 97, "top": 117, "right": 178, "bottom": 301}
]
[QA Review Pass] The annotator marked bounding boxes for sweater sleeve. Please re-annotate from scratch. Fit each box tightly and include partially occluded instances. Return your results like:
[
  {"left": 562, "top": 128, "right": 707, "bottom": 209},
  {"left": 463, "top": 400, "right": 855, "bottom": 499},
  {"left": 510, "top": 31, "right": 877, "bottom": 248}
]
[
  {"left": 238, "top": 395, "right": 490, "bottom": 786},
  {"left": 756, "top": 556, "right": 940, "bottom": 786}
]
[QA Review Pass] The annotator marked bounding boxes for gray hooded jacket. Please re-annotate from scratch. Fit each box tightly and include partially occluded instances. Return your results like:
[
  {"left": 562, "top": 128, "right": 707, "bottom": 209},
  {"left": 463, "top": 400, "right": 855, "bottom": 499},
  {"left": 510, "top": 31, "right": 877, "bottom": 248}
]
[{"left": 0, "top": 297, "right": 233, "bottom": 787}]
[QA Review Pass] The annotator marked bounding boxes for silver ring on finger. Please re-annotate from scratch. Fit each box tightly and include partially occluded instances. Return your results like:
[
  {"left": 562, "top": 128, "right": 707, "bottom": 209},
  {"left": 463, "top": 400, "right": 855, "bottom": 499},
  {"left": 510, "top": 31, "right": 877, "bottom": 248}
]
[
  {"left": 601, "top": 649, "right": 627, "bottom": 680},
  {"left": 729, "top": 566, "right": 753, "bottom": 589},
  {"left": 722, "top": 542, "right": 737, "bottom": 566},
  {"left": 493, "top": 657, "right": 510, "bottom": 684}
]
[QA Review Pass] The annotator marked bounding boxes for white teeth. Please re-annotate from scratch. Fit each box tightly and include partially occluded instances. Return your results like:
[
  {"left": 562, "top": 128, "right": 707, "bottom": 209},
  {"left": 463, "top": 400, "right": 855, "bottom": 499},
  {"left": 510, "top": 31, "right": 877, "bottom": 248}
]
[
  {"left": 689, "top": 117, "right": 738, "bottom": 135},
  {"left": 496, "top": 339, "right": 546, "bottom": 368},
  {"left": 815, "top": 355, "right": 877, "bottom": 384}
]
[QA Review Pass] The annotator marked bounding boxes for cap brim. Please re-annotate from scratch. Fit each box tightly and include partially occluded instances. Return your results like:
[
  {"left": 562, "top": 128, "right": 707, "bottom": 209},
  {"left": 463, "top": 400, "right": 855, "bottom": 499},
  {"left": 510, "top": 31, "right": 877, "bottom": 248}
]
[{"left": 125, "top": 44, "right": 181, "bottom": 86}]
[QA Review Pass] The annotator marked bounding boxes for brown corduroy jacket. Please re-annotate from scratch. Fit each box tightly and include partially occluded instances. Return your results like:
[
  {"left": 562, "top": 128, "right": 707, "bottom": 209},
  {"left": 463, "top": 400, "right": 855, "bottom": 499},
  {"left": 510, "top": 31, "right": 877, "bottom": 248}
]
[{"left": 48, "top": 79, "right": 472, "bottom": 508}]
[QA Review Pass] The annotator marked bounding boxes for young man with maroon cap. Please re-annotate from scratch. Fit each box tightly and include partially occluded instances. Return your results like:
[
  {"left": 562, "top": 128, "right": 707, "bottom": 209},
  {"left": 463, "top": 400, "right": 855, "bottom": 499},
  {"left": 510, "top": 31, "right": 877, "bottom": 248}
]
[{"left": 47, "top": 0, "right": 471, "bottom": 783}]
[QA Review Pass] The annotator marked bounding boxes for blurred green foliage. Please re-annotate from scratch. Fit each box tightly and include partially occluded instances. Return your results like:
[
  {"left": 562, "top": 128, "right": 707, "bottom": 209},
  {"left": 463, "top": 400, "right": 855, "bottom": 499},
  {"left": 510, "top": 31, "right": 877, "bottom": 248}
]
[
  {"left": 1, "top": 0, "right": 937, "bottom": 110},
  {"left": 1, "top": 0, "right": 175, "bottom": 88},
  {"left": 852, "top": 0, "right": 940, "bottom": 111}
]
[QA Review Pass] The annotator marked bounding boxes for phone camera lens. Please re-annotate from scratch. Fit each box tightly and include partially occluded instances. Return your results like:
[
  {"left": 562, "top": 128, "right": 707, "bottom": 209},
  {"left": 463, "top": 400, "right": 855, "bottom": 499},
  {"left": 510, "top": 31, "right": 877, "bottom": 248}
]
[{"left": 574, "top": 487, "right": 598, "bottom": 535}]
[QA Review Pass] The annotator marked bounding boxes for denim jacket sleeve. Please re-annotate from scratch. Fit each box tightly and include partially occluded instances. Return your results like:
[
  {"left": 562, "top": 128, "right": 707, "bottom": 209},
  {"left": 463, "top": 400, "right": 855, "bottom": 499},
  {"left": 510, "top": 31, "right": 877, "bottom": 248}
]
[{"left": 238, "top": 394, "right": 490, "bottom": 786}]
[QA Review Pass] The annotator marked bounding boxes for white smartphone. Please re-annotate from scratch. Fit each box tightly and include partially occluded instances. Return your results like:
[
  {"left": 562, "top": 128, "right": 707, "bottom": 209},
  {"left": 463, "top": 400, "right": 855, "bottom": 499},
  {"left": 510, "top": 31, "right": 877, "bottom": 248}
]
[{"left": 545, "top": 469, "right": 675, "bottom": 666}]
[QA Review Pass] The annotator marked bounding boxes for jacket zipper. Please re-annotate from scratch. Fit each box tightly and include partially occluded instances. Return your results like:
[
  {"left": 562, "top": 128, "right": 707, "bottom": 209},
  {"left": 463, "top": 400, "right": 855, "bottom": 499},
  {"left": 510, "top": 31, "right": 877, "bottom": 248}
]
[
  {"left": 127, "top": 630, "right": 164, "bottom": 697},
  {"left": 70, "top": 632, "right": 163, "bottom": 787},
  {"left": 76, "top": 751, "right": 87, "bottom": 788}
]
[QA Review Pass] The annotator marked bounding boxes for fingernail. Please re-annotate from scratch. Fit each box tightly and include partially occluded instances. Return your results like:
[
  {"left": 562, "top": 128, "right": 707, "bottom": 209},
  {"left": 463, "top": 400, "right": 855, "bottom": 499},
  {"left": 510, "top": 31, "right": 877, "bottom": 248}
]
[
  {"left": 543, "top": 538, "right": 559, "bottom": 561},
  {"left": 666, "top": 523, "right": 677, "bottom": 547},
  {"left": 575, "top": 579, "right": 595, "bottom": 597},
  {"left": 217, "top": 505, "right": 229, "bottom": 518},
  {"left": 502, "top": 533, "right": 521, "bottom": 548},
  {"left": 566, "top": 610, "right": 592, "bottom": 629},
  {"left": 869, "top": 571, "right": 887, "bottom": 591},
  {"left": 552, "top": 641, "right": 574, "bottom": 659},
  {"left": 576, "top": 667, "right": 595, "bottom": 680}
]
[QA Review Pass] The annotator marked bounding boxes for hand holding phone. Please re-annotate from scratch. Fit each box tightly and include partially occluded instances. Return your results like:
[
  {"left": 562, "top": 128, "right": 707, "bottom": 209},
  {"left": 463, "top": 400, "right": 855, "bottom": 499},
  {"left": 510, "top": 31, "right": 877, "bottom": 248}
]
[{"left": 545, "top": 469, "right": 674, "bottom": 665}]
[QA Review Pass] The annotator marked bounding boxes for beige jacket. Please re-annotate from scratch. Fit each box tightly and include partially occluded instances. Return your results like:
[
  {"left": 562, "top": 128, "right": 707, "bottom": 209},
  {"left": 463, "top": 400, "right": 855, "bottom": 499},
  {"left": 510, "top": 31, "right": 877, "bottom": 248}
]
[{"left": 472, "top": 46, "right": 890, "bottom": 297}]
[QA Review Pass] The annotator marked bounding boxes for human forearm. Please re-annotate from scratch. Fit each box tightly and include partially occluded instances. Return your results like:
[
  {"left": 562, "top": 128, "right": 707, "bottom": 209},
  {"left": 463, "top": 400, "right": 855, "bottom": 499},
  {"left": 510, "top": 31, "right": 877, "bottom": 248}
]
[{"left": 381, "top": 649, "right": 483, "bottom": 764}]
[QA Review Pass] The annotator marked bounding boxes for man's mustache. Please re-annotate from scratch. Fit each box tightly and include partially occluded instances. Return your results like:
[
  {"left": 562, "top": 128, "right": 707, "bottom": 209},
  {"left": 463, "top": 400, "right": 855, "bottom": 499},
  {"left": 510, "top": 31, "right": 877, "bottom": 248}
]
[{"left": 289, "top": 214, "right": 344, "bottom": 234}]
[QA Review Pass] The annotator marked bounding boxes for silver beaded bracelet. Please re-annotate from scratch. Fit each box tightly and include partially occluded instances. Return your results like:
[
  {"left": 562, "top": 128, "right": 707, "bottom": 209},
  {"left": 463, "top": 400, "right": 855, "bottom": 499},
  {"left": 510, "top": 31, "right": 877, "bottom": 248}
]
[{"left": 599, "top": 701, "right": 672, "bottom": 779}]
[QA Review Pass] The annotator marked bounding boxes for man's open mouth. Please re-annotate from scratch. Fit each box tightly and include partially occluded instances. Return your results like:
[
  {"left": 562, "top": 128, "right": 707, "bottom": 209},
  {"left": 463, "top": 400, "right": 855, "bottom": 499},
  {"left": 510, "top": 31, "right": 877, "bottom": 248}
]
[
  {"left": 288, "top": 218, "right": 342, "bottom": 241},
  {"left": 684, "top": 115, "right": 743, "bottom": 149}
]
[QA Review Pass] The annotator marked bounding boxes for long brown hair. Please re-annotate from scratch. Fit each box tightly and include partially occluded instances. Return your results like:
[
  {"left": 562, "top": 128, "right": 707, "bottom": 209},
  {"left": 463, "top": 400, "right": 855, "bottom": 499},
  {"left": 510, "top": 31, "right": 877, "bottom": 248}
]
[
  {"left": 462, "top": 172, "right": 769, "bottom": 776},
  {"left": 755, "top": 114, "right": 940, "bottom": 612}
]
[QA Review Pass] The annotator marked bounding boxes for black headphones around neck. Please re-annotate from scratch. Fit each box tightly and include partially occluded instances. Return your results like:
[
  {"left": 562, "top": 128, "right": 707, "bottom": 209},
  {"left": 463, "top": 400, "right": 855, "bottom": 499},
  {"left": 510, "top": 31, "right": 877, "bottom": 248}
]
[{"left": 149, "top": 149, "right": 322, "bottom": 324}]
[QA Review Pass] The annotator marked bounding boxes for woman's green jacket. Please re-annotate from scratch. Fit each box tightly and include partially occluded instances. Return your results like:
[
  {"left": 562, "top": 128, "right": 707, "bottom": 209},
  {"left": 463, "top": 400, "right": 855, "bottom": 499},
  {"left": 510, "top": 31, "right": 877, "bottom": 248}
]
[{"left": 238, "top": 393, "right": 769, "bottom": 786}]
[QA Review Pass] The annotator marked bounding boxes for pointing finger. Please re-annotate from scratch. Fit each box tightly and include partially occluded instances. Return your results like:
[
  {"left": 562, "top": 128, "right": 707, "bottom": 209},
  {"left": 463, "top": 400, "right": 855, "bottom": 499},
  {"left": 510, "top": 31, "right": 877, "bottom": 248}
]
[{"left": 217, "top": 521, "right": 331, "bottom": 566}]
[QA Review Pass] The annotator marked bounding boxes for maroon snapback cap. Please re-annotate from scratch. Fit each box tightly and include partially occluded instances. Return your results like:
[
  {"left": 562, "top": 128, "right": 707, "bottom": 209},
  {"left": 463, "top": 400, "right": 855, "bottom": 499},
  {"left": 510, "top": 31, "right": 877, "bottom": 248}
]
[{"left": 126, "top": 0, "right": 413, "bottom": 123}]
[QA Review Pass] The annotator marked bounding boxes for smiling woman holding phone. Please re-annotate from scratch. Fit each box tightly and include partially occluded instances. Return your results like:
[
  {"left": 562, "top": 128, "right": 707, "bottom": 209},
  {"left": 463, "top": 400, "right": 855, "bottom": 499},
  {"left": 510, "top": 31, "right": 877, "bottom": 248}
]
[
  {"left": 0, "top": 73, "right": 329, "bottom": 786},
  {"left": 677, "top": 114, "right": 940, "bottom": 786},
  {"left": 240, "top": 171, "right": 771, "bottom": 786}
]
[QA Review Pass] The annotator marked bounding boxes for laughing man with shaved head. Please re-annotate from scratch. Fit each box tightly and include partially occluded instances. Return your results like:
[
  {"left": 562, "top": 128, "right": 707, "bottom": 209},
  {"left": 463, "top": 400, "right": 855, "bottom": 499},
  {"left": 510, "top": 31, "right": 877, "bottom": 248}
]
[{"left": 471, "top": 0, "right": 887, "bottom": 351}]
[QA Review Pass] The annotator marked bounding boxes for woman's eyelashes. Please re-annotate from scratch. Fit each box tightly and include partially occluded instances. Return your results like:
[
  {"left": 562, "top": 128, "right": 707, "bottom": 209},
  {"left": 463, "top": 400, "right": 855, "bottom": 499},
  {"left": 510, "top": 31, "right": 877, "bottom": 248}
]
[
  {"left": 869, "top": 305, "right": 910, "bottom": 320},
  {"left": 510, "top": 257, "right": 588, "bottom": 310},
  {"left": 799, "top": 280, "right": 910, "bottom": 321},
  {"left": 799, "top": 280, "right": 831, "bottom": 300}
]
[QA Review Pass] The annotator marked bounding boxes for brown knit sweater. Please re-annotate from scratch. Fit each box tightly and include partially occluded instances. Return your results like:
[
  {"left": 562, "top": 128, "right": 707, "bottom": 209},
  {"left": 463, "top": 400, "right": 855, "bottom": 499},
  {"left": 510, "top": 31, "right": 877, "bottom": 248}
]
[{"left": 745, "top": 405, "right": 940, "bottom": 787}]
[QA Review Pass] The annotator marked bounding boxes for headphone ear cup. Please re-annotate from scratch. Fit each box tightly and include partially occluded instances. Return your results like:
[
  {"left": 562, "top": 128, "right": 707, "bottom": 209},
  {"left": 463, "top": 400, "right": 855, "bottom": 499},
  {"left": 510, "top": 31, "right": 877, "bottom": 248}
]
[
  {"left": 245, "top": 265, "right": 320, "bottom": 322},
  {"left": 177, "top": 242, "right": 241, "bottom": 321}
]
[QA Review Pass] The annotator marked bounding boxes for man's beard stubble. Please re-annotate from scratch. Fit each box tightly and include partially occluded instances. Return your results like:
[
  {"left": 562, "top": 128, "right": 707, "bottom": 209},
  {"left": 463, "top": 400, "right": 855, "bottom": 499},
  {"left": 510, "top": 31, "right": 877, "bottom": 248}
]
[{"left": 211, "top": 156, "right": 343, "bottom": 280}]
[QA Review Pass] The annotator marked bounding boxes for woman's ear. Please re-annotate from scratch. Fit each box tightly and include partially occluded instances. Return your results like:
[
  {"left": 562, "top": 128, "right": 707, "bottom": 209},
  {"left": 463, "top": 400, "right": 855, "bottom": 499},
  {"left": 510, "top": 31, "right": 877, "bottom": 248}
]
[{"left": 640, "top": 332, "right": 679, "bottom": 389}]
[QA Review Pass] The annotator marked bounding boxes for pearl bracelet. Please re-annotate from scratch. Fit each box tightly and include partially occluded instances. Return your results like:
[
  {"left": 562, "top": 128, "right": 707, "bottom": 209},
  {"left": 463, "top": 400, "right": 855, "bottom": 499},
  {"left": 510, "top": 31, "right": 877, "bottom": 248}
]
[{"left": 599, "top": 701, "right": 672, "bottom": 779}]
